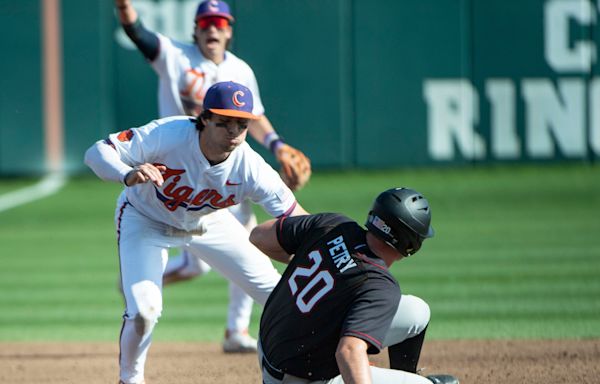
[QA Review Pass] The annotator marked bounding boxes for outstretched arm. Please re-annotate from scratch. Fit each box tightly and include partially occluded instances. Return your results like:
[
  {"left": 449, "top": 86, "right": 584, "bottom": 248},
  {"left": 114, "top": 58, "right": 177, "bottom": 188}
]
[
  {"left": 247, "top": 115, "right": 276, "bottom": 146},
  {"left": 335, "top": 336, "right": 372, "bottom": 384},
  {"left": 115, "top": 0, "right": 160, "bottom": 61},
  {"left": 115, "top": 0, "right": 138, "bottom": 25}
]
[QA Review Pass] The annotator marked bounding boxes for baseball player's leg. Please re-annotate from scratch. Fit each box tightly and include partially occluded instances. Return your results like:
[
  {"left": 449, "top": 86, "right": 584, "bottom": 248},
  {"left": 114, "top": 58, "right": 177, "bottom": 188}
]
[
  {"left": 382, "top": 294, "right": 430, "bottom": 347},
  {"left": 185, "top": 209, "right": 280, "bottom": 306},
  {"left": 228, "top": 199, "right": 258, "bottom": 231},
  {"left": 382, "top": 295, "right": 430, "bottom": 372},
  {"left": 328, "top": 366, "right": 432, "bottom": 384},
  {"left": 163, "top": 249, "right": 211, "bottom": 284},
  {"left": 223, "top": 281, "right": 256, "bottom": 352},
  {"left": 222, "top": 200, "right": 259, "bottom": 351},
  {"left": 116, "top": 202, "right": 174, "bottom": 384},
  {"left": 227, "top": 283, "right": 253, "bottom": 331}
]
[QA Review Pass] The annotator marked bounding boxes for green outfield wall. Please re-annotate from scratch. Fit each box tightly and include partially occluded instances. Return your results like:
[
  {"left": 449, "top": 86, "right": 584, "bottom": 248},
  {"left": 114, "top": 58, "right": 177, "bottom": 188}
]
[{"left": 1, "top": 0, "right": 599, "bottom": 175}]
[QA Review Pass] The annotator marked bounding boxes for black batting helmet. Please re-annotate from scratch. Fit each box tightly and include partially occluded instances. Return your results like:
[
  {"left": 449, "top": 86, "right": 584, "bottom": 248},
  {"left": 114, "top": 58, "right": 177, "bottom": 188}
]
[{"left": 365, "top": 187, "right": 434, "bottom": 256}]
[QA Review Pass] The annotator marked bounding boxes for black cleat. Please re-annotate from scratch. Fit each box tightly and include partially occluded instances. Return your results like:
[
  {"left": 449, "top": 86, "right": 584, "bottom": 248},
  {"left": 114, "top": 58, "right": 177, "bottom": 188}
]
[{"left": 426, "top": 374, "right": 459, "bottom": 384}]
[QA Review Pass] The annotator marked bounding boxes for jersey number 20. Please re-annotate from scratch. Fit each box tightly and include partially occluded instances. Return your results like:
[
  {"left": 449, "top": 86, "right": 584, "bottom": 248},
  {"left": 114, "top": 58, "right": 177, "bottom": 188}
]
[{"left": 288, "top": 250, "right": 334, "bottom": 313}]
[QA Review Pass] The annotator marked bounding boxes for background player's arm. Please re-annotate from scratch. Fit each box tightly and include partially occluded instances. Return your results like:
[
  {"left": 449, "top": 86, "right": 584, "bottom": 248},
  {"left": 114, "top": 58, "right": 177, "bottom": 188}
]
[
  {"left": 249, "top": 219, "right": 292, "bottom": 264},
  {"left": 247, "top": 115, "right": 276, "bottom": 145},
  {"left": 115, "top": 0, "right": 138, "bottom": 25},
  {"left": 335, "top": 336, "right": 372, "bottom": 384},
  {"left": 115, "top": 0, "right": 160, "bottom": 61},
  {"left": 249, "top": 116, "right": 312, "bottom": 191}
]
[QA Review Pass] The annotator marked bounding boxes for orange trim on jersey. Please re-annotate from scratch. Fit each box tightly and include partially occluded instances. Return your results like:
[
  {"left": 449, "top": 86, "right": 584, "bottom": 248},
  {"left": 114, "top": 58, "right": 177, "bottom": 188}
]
[
  {"left": 209, "top": 108, "right": 260, "bottom": 120},
  {"left": 117, "top": 129, "right": 134, "bottom": 142}
]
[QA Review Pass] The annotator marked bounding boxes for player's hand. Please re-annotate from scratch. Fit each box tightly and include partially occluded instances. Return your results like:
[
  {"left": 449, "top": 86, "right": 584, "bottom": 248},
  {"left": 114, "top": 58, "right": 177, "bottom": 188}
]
[
  {"left": 124, "top": 163, "right": 167, "bottom": 187},
  {"left": 115, "top": 0, "right": 129, "bottom": 8},
  {"left": 276, "top": 144, "right": 311, "bottom": 191}
]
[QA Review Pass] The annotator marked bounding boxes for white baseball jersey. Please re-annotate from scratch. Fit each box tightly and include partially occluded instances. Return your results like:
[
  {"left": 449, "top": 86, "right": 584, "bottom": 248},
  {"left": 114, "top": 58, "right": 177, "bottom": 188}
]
[
  {"left": 152, "top": 33, "right": 265, "bottom": 118},
  {"left": 105, "top": 116, "right": 294, "bottom": 231}
]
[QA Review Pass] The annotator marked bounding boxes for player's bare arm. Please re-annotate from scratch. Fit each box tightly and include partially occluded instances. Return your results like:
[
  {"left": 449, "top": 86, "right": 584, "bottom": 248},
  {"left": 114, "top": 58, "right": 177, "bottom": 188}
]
[
  {"left": 249, "top": 219, "right": 292, "bottom": 264},
  {"left": 115, "top": 0, "right": 138, "bottom": 25},
  {"left": 335, "top": 336, "right": 373, "bottom": 384},
  {"left": 249, "top": 116, "right": 312, "bottom": 191},
  {"left": 289, "top": 203, "right": 308, "bottom": 216},
  {"left": 247, "top": 115, "right": 276, "bottom": 145}
]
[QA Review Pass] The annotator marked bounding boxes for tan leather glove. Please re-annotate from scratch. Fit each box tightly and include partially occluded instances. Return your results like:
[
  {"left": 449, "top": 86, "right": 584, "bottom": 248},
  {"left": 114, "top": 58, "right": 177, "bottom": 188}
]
[{"left": 276, "top": 144, "right": 312, "bottom": 191}]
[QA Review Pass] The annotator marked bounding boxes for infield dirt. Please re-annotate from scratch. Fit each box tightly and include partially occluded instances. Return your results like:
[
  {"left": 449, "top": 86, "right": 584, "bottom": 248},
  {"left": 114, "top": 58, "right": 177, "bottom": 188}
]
[{"left": 1, "top": 340, "right": 598, "bottom": 383}]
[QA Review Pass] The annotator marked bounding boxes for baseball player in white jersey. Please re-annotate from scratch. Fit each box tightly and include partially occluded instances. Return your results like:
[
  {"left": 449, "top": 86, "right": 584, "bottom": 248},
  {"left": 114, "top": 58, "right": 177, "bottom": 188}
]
[
  {"left": 114, "top": 0, "right": 312, "bottom": 352},
  {"left": 84, "top": 81, "right": 308, "bottom": 384}
]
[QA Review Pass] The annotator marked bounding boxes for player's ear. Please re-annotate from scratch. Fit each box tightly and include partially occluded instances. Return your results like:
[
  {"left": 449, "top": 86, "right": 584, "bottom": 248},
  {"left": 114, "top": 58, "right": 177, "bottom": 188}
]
[{"left": 199, "top": 110, "right": 213, "bottom": 128}]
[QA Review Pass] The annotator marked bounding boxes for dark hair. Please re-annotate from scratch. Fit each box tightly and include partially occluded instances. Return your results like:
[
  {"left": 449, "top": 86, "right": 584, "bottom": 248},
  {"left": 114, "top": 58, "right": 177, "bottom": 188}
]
[{"left": 195, "top": 110, "right": 213, "bottom": 131}]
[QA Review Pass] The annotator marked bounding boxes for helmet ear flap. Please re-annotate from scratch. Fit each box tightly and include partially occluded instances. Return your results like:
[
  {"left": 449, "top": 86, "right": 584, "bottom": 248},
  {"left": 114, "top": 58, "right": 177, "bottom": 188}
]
[{"left": 393, "top": 223, "right": 424, "bottom": 256}]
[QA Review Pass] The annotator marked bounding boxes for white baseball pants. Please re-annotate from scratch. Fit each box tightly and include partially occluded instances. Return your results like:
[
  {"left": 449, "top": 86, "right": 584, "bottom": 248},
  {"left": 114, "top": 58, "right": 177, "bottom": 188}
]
[
  {"left": 115, "top": 195, "right": 280, "bottom": 383},
  {"left": 163, "top": 199, "right": 258, "bottom": 331}
]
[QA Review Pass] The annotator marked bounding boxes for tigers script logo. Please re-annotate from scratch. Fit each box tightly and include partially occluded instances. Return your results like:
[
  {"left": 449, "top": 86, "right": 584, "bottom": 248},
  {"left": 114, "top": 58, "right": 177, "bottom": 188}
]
[{"left": 155, "top": 165, "right": 236, "bottom": 212}]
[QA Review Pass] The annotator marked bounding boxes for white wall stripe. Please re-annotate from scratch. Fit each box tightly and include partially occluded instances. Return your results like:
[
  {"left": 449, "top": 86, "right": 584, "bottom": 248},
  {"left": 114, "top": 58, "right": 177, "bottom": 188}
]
[{"left": 0, "top": 173, "right": 67, "bottom": 213}]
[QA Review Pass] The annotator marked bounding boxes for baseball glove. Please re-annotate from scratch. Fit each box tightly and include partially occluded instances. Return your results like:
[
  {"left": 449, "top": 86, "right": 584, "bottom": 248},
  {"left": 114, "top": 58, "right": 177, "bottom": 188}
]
[{"left": 276, "top": 144, "right": 312, "bottom": 191}]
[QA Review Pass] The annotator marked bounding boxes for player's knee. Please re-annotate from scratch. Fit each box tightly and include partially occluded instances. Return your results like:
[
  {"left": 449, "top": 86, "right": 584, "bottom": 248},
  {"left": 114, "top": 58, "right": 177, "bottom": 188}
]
[
  {"left": 383, "top": 295, "right": 431, "bottom": 346},
  {"left": 128, "top": 280, "right": 163, "bottom": 336},
  {"left": 402, "top": 295, "right": 431, "bottom": 335},
  {"left": 131, "top": 313, "right": 157, "bottom": 336}
]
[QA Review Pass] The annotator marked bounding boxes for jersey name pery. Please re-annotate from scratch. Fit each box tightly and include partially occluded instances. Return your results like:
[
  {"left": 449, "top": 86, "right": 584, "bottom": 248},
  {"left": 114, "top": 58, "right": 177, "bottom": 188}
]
[{"left": 326, "top": 235, "right": 358, "bottom": 273}]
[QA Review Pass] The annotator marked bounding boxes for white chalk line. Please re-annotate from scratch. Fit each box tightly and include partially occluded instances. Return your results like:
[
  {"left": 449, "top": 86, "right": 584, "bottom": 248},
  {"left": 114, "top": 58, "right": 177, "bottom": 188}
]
[{"left": 0, "top": 172, "right": 67, "bottom": 213}]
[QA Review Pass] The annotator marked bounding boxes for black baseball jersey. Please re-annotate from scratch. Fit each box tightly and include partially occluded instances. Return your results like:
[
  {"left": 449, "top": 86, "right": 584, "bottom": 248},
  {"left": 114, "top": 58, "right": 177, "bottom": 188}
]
[{"left": 259, "top": 213, "right": 401, "bottom": 380}]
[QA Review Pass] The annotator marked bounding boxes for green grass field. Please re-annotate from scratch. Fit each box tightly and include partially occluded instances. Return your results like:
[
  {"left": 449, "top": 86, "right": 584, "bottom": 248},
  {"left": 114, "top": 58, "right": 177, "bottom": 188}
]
[{"left": 0, "top": 164, "right": 599, "bottom": 341}]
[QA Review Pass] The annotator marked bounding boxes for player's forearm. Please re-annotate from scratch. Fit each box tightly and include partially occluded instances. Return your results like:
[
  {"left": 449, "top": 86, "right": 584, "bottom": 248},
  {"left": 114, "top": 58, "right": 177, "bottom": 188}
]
[
  {"left": 84, "top": 141, "right": 132, "bottom": 184},
  {"left": 289, "top": 203, "right": 309, "bottom": 216},
  {"left": 335, "top": 337, "right": 372, "bottom": 384},
  {"left": 115, "top": 0, "right": 138, "bottom": 25},
  {"left": 249, "top": 220, "right": 292, "bottom": 264},
  {"left": 249, "top": 116, "right": 286, "bottom": 155},
  {"left": 248, "top": 115, "right": 273, "bottom": 145}
]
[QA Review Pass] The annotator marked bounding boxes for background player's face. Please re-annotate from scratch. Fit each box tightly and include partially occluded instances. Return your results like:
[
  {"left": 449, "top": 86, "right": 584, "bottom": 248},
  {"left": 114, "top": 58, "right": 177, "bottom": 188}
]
[
  {"left": 194, "top": 17, "right": 232, "bottom": 62},
  {"left": 201, "top": 114, "right": 249, "bottom": 153}
]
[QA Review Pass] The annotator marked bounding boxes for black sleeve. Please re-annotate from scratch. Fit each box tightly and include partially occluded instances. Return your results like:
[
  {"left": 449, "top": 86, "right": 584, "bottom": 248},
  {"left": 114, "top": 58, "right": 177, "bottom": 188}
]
[
  {"left": 123, "top": 19, "right": 160, "bottom": 61},
  {"left": 341, "top": 276, "right": 401, "bottom": 354},
  {"left": 275, "top": 213, "right": 352, "bottom": 255}
]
